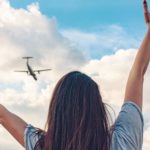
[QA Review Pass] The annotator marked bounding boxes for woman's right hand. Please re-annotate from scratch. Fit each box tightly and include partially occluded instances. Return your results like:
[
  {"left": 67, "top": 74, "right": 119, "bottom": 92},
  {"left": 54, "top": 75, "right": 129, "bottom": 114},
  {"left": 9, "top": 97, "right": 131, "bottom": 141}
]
[{"left": 143, "top": 0, "right": 150, "bottom": 24}]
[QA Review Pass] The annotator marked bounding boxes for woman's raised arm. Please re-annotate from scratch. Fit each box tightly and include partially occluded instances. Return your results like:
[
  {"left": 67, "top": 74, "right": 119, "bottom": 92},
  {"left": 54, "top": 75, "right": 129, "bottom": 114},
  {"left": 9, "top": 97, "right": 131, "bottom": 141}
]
[
  {"left": 124, "top": 0, "right": 150, "bottom": 110},
  {"left": 0, "top": 104, "right": 27, "bottom": 147}
]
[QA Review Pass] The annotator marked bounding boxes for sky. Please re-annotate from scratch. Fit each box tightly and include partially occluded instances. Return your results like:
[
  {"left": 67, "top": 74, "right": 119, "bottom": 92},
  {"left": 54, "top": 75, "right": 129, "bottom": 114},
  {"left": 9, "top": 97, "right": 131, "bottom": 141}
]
[
  {"left": 0, "top": 0, "right": 150, "bottom": 149},
  {"left": 10, "top": 0, "right": 145, "bottom": 30}
]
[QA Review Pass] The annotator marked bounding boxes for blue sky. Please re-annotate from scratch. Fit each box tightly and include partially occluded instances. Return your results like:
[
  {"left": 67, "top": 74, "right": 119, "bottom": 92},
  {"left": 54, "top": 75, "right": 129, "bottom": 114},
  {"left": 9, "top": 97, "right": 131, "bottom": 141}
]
[
  {"left": 10, "top": 0, "right": 145, "bottom": 33},
  {"left": 9, "top": 0, "right": 148, "bottom": 59}
]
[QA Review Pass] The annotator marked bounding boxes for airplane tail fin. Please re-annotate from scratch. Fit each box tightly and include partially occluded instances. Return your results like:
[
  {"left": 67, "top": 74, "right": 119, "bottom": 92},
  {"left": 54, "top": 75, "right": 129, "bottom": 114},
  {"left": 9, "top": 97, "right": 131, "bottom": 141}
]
[
  {"left": 22, "top": 57, "right": 33, "bottom": 60},
  {"left": 22, "top": 57, "right": 33, "bottom": 63}
]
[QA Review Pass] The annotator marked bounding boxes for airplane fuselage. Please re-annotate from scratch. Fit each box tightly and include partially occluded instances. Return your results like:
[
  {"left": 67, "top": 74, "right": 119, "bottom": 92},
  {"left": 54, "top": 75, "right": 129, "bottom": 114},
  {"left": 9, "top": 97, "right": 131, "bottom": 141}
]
[{"left": 27, "top": 62, "right": 37, "bottom": 80}]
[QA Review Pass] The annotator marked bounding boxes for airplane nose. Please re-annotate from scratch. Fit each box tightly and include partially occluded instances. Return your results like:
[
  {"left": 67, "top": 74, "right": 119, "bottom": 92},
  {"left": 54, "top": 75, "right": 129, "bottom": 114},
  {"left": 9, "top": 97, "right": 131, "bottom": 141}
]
[{"left": 33, "top": 75, "right": 37, "bottom": 81}]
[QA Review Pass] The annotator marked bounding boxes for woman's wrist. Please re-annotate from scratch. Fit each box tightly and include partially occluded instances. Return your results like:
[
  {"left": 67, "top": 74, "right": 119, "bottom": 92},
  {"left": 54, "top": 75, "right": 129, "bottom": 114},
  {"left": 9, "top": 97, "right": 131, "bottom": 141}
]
[
  {"left": 144, "top": 26, "right": 150, "bottom": 41},
  {"left": 147, "top": 25, "right": 150, "bottom": 33}
]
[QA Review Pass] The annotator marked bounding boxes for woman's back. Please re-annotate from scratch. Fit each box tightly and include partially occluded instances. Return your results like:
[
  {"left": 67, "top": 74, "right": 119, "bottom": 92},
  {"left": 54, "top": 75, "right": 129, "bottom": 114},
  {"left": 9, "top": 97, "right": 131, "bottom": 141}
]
[
  {"left": 24, "top": 72, "right": 144, "bottom": 150},
  {"left": 36, "top": 71, "right": 111, "bottom": 150},
  {"left": 24, "top": 101, "right": 143, "bottom": 150}
]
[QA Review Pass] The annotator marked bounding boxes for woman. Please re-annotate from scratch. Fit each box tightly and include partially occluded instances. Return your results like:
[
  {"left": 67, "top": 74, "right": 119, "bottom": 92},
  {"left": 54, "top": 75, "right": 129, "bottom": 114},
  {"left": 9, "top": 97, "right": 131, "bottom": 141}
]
[{"left": 0, "top": 2, "right": 149, "bottom": 150}]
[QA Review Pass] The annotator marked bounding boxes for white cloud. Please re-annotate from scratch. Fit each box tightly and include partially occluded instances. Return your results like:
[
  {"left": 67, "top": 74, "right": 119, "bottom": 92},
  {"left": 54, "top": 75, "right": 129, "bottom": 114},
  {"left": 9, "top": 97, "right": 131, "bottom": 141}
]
[
  {"left": 81, "top": 49, "right": 137, "bottom": 104},
  {"left": 0, "top": 0, "right": 150, "bottom": 150},
  {"left": 61, "top": 25, "right": 140, "bottom": 58},
  {"left": 0, "top": 0, "right": 86, "bottom": 82}
]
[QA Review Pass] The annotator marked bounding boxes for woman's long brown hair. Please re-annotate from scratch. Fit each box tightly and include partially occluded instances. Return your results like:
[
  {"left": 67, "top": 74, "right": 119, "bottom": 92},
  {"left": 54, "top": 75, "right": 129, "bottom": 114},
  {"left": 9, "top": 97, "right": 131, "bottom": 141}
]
[{"left": 34, "top": 71, "right": 111, "bottom": 150}]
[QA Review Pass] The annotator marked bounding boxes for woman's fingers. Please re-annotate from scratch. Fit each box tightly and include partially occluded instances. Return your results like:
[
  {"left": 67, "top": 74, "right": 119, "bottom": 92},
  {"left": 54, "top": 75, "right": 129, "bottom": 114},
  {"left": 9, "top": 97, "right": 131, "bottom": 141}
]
[{"left": 143, "top": 0, "right": 150, "bottom": 23}]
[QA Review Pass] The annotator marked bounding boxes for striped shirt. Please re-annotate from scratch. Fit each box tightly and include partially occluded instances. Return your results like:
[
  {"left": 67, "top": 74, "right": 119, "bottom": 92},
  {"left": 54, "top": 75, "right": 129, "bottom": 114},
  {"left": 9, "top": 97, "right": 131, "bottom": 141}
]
[{"left": 24, "top": 101, "right": 144, "bottom": 150}]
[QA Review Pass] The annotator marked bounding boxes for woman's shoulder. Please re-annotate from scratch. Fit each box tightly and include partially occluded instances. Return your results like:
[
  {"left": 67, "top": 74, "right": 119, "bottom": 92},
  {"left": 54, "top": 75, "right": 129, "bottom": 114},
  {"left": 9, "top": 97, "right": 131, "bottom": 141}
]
[
  {"left": 24, "top": 124, "right": 45, "bottom": 150},
  {"left": 111, "top": 101, "right": 144, "bottom": 150}
]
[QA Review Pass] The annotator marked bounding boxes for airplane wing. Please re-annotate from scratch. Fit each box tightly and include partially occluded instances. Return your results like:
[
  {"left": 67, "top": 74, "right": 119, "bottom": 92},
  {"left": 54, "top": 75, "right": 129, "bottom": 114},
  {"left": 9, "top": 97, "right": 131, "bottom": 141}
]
[
  {"left": 14, "top": 70, "right": 29, "bottom": 73},
  {"left": 33, "top": 69, "right": 52, "bottom": 73}
]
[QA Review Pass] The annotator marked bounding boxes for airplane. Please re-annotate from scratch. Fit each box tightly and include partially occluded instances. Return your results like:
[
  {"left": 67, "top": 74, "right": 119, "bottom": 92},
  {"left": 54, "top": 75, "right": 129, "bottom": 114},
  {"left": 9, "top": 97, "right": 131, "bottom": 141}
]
[{"left": 15, "top": 57, "right": 51, "bottom": 81}]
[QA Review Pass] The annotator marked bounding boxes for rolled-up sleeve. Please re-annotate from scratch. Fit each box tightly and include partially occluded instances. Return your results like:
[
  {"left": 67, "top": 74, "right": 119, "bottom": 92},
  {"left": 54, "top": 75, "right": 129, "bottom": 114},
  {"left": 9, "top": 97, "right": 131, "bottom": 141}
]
[
  {"left": 111, "top": 101, "right": 144, "bottom": 150},
  {"left": 24, "top": 124, "right": 40, "bottom": 150}
]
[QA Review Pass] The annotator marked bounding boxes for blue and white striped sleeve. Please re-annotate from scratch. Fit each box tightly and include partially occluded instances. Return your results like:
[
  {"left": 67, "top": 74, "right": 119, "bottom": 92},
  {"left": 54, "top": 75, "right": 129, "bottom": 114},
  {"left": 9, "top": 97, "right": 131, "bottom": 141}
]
[
  {"left": 111, "top": 101, "right": 144, "bottom": 150},
  {"left": 24, "top": 124, "right": 40, "bottom": 150}
]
